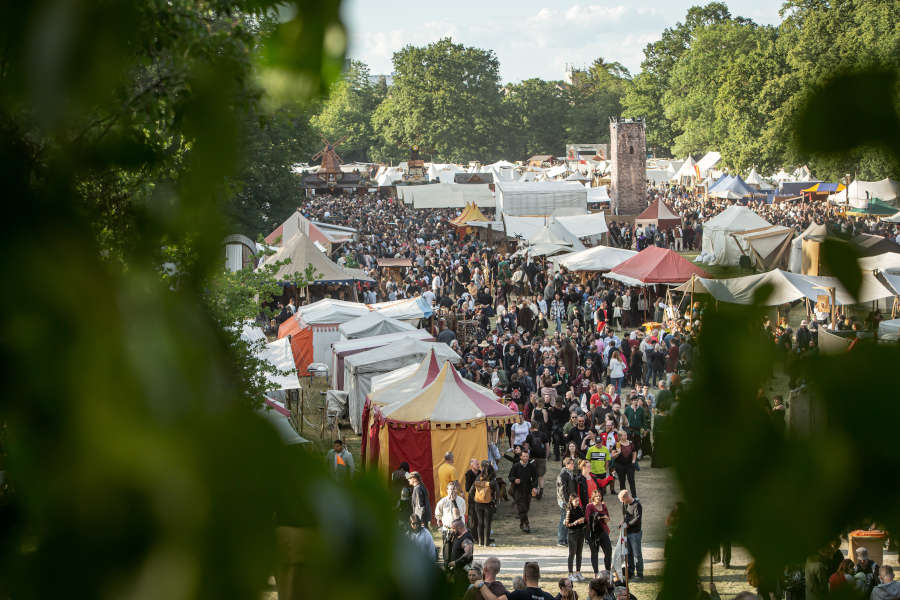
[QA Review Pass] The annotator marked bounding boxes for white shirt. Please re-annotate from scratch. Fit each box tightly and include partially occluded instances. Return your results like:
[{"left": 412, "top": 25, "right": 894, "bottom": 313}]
[
  {"left": 434, "top": 495, "right": 466, "bottom": 530},
  {"left": 511, "top": 421, "right": 531, "bottom": 446},
  {"left": 608, "top": 357, "right": 625, "bottom": 379},
  {"left": 423, "top": 290, "right": 435, "bottom": 306}
]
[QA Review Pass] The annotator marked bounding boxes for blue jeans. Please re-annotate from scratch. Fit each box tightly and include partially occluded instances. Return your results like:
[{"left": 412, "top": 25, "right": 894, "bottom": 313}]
[
  {"left": 612, "top": 376, "right": 623, "bottom": 394},
  {"left": 626, "top": 531, "right": 643, "bottom": 577},
  {"left": 555, "top": 316, "right": 562, "bottom": 332},
  {"left": 558, "top": 507, "right": 568, "bottom": 544}
]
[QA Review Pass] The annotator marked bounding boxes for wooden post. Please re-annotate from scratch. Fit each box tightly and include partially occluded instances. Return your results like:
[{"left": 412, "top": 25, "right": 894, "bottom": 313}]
[
  {"left": 829, "top": 287, "right": 837, "bottom": 330},
  {"left": 298, "top": 387, "right": 305, "bottom": 436}
]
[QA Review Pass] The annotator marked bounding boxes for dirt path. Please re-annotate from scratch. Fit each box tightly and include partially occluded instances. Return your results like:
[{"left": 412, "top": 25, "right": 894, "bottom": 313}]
[{"left": 470, "top": 453, "right": 686, "bottom": 597}]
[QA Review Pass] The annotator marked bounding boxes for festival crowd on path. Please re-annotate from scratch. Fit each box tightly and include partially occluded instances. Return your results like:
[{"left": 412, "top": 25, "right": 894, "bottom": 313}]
[{"left": 300, "top": 188, "right": 900, "bottom": 599}]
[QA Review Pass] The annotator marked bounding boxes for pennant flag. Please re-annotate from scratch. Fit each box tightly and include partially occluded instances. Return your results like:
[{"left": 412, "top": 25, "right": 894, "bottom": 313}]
[{"left": 693, "top": 163, "right": 701, "bottom": 180}]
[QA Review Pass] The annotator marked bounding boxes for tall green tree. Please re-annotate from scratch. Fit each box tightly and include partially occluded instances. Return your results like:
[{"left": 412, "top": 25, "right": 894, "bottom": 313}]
[
  {"left": 664, "top": 21, "right": 778, "bottom": 168},
  {"left": 501, "top": 78, "right": 569, "bottom": 160},
  {"left": 226, "top": 102, "right": 320, "bottom": 238},
  {"left": 621, "top": 2, "right": 737, "bottom": 155},
  {"left": 565, "top": 58, "right": 631, "bottom": 144},
  {"left": 770, "top": 0, "right": 900, "bottom": 179},
  {"left": 370, "top": 38, "right": 504, "bottom": 163},
  {"left": 311, "top": 60, "right": 385, "bottom": 162}
]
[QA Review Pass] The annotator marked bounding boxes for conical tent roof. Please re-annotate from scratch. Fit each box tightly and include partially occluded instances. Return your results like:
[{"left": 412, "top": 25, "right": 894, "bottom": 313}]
[
  {"left": 671, "top": 156, "right": 697, "bottom": 181},
  {"left": 745, "top": 168, "right": 774, "bottom": 190},
  {"left": 528, "top": 221, "right": 586, "bottom": 251},
  {"left": 635, "top": 199, "right": 682, "bottom": 230},
  {"left": 604, "top": 246, "right": 710, "bottom": 286},
  {"left": 708, "top": 175, "right": 757, "bottom": 199},
  {"left": 450, "top": 202, "right": 489, "bottom": 227},
  {"left": 262, "top": 231, "right": 373, "bottom": 284},
  {"left": 379, "top": 361, "right": 517, "bottom": 426},
  {"left": 367, "top": 350, "right": 443, "bottom": 407}
]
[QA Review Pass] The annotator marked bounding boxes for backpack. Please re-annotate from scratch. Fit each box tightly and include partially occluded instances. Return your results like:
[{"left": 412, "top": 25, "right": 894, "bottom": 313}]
[{"left": 474, "top": 480, "right": 492, "bottom": 503}]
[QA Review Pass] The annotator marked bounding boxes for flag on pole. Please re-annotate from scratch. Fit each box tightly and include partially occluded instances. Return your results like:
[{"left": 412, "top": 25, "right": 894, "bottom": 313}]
[{"left": 693, "top": 163, "right": 701, "bottom": 180}]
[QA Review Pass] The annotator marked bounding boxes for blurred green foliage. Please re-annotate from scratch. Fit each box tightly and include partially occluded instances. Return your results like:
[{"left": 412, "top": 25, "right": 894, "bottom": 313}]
[
  {"left": 659, "top": 57, "right": 900, "bottom": 599},
  {"left": 0, "top": 1, "right": 456, "bottom": 598}
]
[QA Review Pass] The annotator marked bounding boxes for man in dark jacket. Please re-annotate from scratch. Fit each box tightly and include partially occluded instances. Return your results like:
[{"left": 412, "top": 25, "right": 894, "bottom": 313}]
[
  {"left": 408, "top": 471, "right": 431, "bottom": 527},
  {"left": 508, "top": 449, "right": 538, "bottom": 532},
  {"left": 619, "top": 490, "right": 643, "bottom": 579}
]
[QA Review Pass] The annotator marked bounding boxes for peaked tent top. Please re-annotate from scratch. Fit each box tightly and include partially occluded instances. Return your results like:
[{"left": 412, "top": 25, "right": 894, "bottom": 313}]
[
  {"left": 635, "top": 199, "right": 681, "bottom": 223},
  {"left": 261, "top": 231, "right": 374, "bottom": 284},
  {"left": 367, "top": 349, "right": 443, "bottom": 407},
  {"left": 703, "top": 205, "right": 771, "bottom": 231},
  {"left": 697, "top": 269, "right": 893, "bottom": 306},
  {"left": 604, "top": 246, "right": 710, "bottom": 286},
  {"left": 554, "top": 245, "right": 637, "bottom": 272},
  {"left": 671, "top": 156, "right": 697, "bottom": 181},
  {"left": 379, "top": 361, "right": 518, "bottom": 425},
  {"left": 450, "top": 202, "right": 489, "bottom": 227}
]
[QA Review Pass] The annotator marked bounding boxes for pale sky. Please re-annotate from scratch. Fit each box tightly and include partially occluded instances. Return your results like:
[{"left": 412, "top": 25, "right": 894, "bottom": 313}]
[{"left": 342, "top": 0, "right": 785, "bottom": 82}]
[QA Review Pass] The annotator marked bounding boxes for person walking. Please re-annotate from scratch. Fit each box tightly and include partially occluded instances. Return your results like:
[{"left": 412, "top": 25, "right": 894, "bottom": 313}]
[
  {"left": 472, "top": 463, "right": 497, "bottom": 547},
  {"left": 611, "top": 430, "right": 637, "bottom": 497},
  {"left": 564, "top": 493, "right": 587, "bottom": 582},
  {"left": 508, "top": 449, "right": 538, "bottom": 533},
  {"left": 619, "top": 489, "right": 643, "bottom": 580},
  {"left": 585, "top": 489, "right": 613, "bottom": 577},
  {"left": 325, "top": 439, "right": 355, "bottom": 478},
  {"left": 556, "top": 457, "right": 577, "bottom": 547}
]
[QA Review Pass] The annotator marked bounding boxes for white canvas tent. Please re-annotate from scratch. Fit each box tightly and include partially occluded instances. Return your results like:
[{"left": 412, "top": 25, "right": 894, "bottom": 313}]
[
  {"left": 671, "top": 156, "right": 697, "bottom": 184},
  {"left": 330, "top": 329, "right": 433, "bottom": 390},
  {"left": 261, "top": 232, "right": 374, "bottom": 284},
  {"left": 401, "top": 183, "right": 494, "bottom": 209},
  {"left": 882, "top": 211, "right": 900, "bottom": 223},
  {"left": 827, "top": 178, "right": 900, "bottom": 207},
  {"left": 731, "top": 225, "right": 795, "bottom": 270},
  {"left": 697, "top": 269, "right": 894, "bottom": 306},
  {"left": 338, "top": 312, "right": 416, "bottom": 340},
  {"left": 553, "top": 245, "right": 637, "bottom": 272},
  {"left": 789, "top": 223, "right": 828, "bottom": 273},
  {"left": 554, "top": 212, "right": 609, "bottom": 239},
  {"left": 745, "top": 168, "right": 774, "bottom": 191},
  {"left": 496, "top": 182, "right": 587, "bottom": 217},
  {"left": 345, "top": 338, "right": 460, "bottom": 433},
  {"left": 296, "top": 299, "right": 372, "bottom": 325},
  {"left": 696, "top": 151, "right": 721, "bottom": 176},
  {"left": 255, "top": 337, "right": 301, "bottom": 390},
  {"left": 586, "top": 185, "right": 610, "bottom": 204},
  {"left": 858, "top": 252, "right": 900, "bottom": 273},
  {"left": 698, "top": 205, "right": 772, "bottom": 266},
  {"left": 427, "top": 163, "right": 461, "bottom": 183}
]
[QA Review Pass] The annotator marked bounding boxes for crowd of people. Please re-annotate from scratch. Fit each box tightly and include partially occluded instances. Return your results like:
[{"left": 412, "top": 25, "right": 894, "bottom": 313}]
[{"left": 300, "top": 186, "right": 899, "bottom": 599}]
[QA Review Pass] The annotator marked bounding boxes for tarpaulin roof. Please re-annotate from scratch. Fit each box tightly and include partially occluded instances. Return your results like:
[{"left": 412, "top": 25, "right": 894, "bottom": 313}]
[
  {"left": 528, "top": 222, "right": 586, "bottom": 250},
  {"left": 378, "top": 361, "right": 517, "bottom": 426},
  {"left": 851, "top": 233, "right": 900, "bottom": 257},
  {"left": 881, "top": 272, "right": 900, "bottom": 296},
  {"left": 261, "top": 232, "right": 374, "bottom": 284},
  {"left": 708, "top": 175, "right": 758, "bottom": 199},
  {"left": 296, "top": 299, "right": 372, "bottom": 325},
  {"left": 586, "top": 185, "right": 610, "bottom": 203},
  {"left": 553, "top": 245, "right": 637, "bottom": 272},
  {"left": 882, "top": 211, "right": 900, "bottom": 223},
  {"left": 802, "top": 182, "right": 845, "bottom": 193},
  {"left": 402, "top": 183, "right": 495, "bottom": 209},
  {"left": 338, "top": 312, "right": 417, "bottom": 340},
  {"left": 696, "top": 269, "right": 894, "bottom": 305},
  {"left": 635, "top": 199, "right": 681, "bottom": 229},
  {"left": 604, "top": 246, "right": 710, "bottom": 286},
  {"left": 369, "top": 297, "right": 434, "bottom": 321},
  {"left": 858, "top": 252, "right": 900, "bottom": 272}
]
